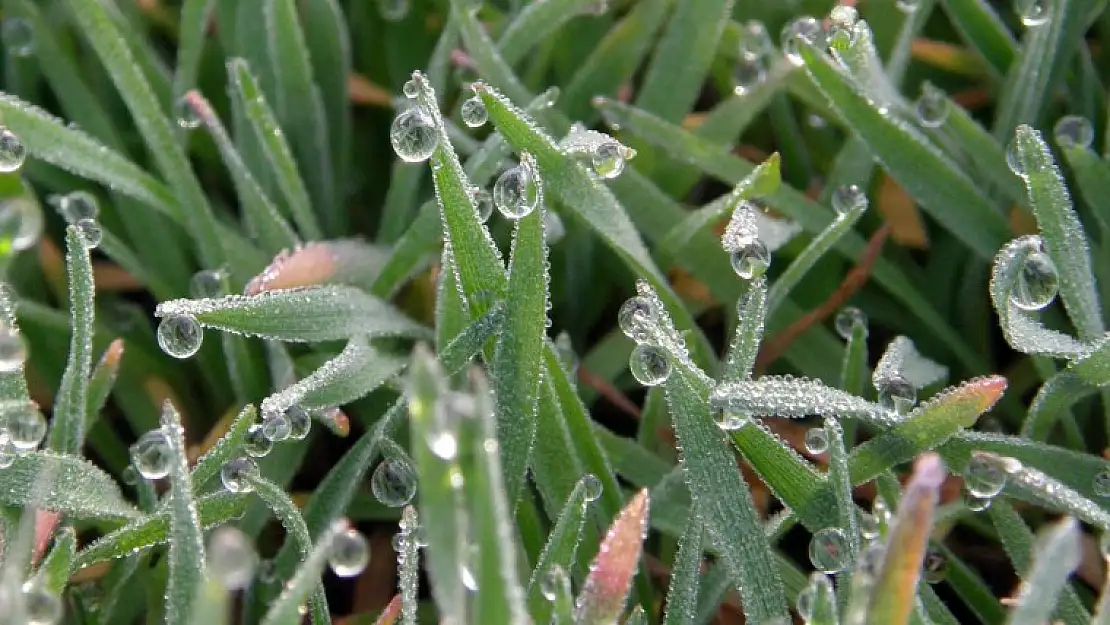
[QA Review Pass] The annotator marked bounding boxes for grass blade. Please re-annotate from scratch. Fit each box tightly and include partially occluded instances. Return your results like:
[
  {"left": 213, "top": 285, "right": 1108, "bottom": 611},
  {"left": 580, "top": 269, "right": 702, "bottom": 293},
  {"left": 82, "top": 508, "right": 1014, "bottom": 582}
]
[
  {"left": 1004, "top": 517, "right": 1082, "bottom": 625},
  {"left": 939, "top": 0, "right": 1016, "bottom": 77},
  {"left": 575, "top": 489, "right": 650, "bottom": 625},
  {"left": 160, "top": 401, "right": 205, "bottom": 625},
  {"left": 172, "top": 0, "right": 215, "bottom": 119},
  {"left": 33, "top": 525, "right": 76, "bottom": 594},
  {"left": 259, "top": 518, "right": 343, "bottom": 625},
  {"left": 525, "top": 477, "right": 590, "bottom": 622},
  {"left": 0, "top": 451, "right": 139, "bottom": 521},
  {"left": 662, "top": 508, "right": 702, "bottom": 625},
  {"left": 722, "top": 277, "right": 767, "bottom": 382},
  {"left": 46, "top": 226, "right": 94, "bottom": 454}
]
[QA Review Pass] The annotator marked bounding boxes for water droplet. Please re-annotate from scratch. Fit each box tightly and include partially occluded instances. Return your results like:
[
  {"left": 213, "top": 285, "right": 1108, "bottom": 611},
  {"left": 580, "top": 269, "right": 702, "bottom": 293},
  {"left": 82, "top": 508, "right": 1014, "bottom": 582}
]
[
  {"left": 0, "top": 328, "right": 26, "bottom": 373},
  {"left": 1053, "top": 115, "right": 1094, "bottom": 149},
  {"left": 1095, "top": 469, "right": 1110, "bottom": 497},
  {"left": 0, "top": 196, "right": 44, "bottom": 252},
  {"left": 329, "top": 528, "right": 371, "bottom": 577},
  {"left": 1011, "top": 250, "right": 1058, "bottom": 311},
  {"left": 629, "top": 343, "right": 671, "bottom": 386},
  {"left": 157, "top": 315, "right": 203, "bottom": 359},
  {"left": 1015, "top": 0, "right": 1049, "bottom": 26},
  {"left": 541, "top": 565, "right": 567, "bottom": 601},
  {"left": 922, "top": 547, "right": 947, "bottom": 583},
  {"left": 895, "top": 0, "right": 920, "bottom": 12},
  {"left": 261, "top": 412, "right": 291, "bottom": 442},
  {"left": 75, "top": 218, "right": 101, "bottom": 248},
  {"left": 390, "top": 107, "right": 438, "bottom": 163},
  {"left": 402, "top": 79, "right": 418, "bottom": 99},
  {"left": 780, "top": 17, "right": 823, "bottom": 66},
  {"left": 371, "top": 457, "right": 418, "bottom": 507},
  {"left": 809, "top": 527, "right": 850, "bottom": 573},
  {"left": 965, "top": 454, "right": 1006, "bottom": 498},
  {"left": 618, "top": 296, "right": 656, "bottom": 343},
  {"left": 965, "top": 491, "right": 992, "bottom": 512},
  {"left": 738, "top": 20, "right": 771, "bottom": 59},
  {"left": 6, "top": 404, "right": 44, "bottom": 451},
  {"left": 1006, "top": 139, "right": 1025, "bottom": 176},
  {"left": 57, "top": 191, "right": 99, "bottom": 224},
  {"left": 287, "top": 405, "right": 311, "bottom": 440},
  {"left": 190, "top": 269, "right": 225, "bottom": 299},
  {"left": 469, "top": 187, "right": 493, "bottom": 223},
  {"left": 221, "top": 457, "right": 259, "bottom": 493},
  {"left": 207, "top": 526, "right": 257, "bottom": 590},
  {"left": 834, "top": 307, "right": 867, "bottom": 340},
  {"left": 2, "top": 19, "right": 34, "bottom": 57},
  {"left": 732, "top": 56, "right": 766, "bottom": 96},
  {"left": 590, "top": 141, "right": 627, "bottom": 179},
  {"left": 175, "top": 96, "right": 201, "bottom": 130},
  {"left": 729, "top": 238, "right": 770, "bottom": 279},
  {"left": 580, "top": 473, "right": 602, "bottom": 502},
  {"left": 804, "top": 426, "right": 829, "bottom": 454},
  {"left": 859, "top": 512, "right": 879, "bottom": 539},
  {"left": 130, "top": 429, "right": 171, "bottom": 480},
  {"left": 460, "top": 96, "right": 487, "bottom": 128},
  {"left": 493, "top": 158, "right": 541, "bottom": 219},
  {"left": 827, "top": 5, "right": 859, "bottom": 50},
  {"left": 795, "top": 576, "right": 819, "bottom": 620},
  {"left": 877, "top": 375, "right": 916, "bottom": 414},
  {"left": 244, "top": 423, "right": 272, "bottom": 458},
  {"left": 0, "top": 128, "right": 27, "bottom": 173},
  {"left": 22, "top": 583, "right": 61, "bottom": 625},
  {"left": 715, "top": 410, "right": 750, "bottom": 430},
  {"left": 831, "top": 184, "right": 867, "bottom": 216},
  {"left": 873, "top": 497, "right": 891, "bottom": 524},
  {"left": 915, "top": 85, "right": 949, "bottom": 129},
  {"left": 378, "top": 0, "right": 409, "bottom": 21},
  {"left": 0, "top": 430, "right": 17, "bottom": 468},
  {"left": 544, "top": 210, "right": 566, "bottom": 244}
]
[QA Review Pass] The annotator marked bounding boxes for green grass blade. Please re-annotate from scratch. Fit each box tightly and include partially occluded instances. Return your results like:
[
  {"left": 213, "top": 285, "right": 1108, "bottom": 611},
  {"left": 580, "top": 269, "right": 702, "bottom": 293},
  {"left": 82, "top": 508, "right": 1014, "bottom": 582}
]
[
  {"left": 498, "top": 0, "right": 600, "bottom": 66},
  {"left": 525, "top": 478, "right": 589, "bottom": 622},
  {"left": 191, "top": 405, "right": 258, "bottom": 489},
  {"left": 575, "top": 491, "right": 650, "bottom": 625},
  {"left": 840, "top": 316, "right": 870, "bottom": 396},
  {"left": 722, "top": 277, "right": 767, "bottom": 382},
  {"left": 439, "top": 303, "right": 506, "bottom": 374},
  {"left": 939, "top": 0, "right": 1016, "bottom": 77},
  {"left": 46, "top": 226, "right": 94, "bottom": 454},
  {"left": 33, "top": 525, "right": 76, "bottom": 595},
  {"left": 987, "top": 453, "right": 1110, "bottom": 529},
  {"left": 449, "top": 0, "right": 531, "bottom": 105},
  {"left": 0, "top": 451, "right": 139, "bottom": 522},
  {"left": 662, "top": 508, "right": 702, "bottom": 625},
  {"left": 160, "top": 401, "right": 206, "bottom": 625},
  {"left": 826, "top": 418, "right": 859, "bottom": 564},
  {"left": 86, "top": 339, "right": 123, "bottom": 425},
  {"left": 931, "top": 90, "right": 1026, "bottom": 206},
  {"left": 1005, "top": 517, "right": 1081, "bottom": 625},
  {"left": 171, "top": 0, "right": 215, "bottom": 121}
]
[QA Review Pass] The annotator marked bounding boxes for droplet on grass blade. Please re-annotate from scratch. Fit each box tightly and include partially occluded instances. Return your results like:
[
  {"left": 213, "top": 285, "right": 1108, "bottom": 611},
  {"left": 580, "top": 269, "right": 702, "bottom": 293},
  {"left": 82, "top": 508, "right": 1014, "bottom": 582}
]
[
  {"left": 208, "top": 526, "right": 258, "bottom": 590},
  {"left": 780, "top": 17, "right": 823, "bottom": 67},
  {"left": 965, "top": 453, "right": 1007, "bottom": 498},
  {"left": 130, "top": 429, "right": 172, "bottom": 480},
  {"left": 859, "top": 513, "right": 879, "bottom": 540},
  {"left": 540, "top": 565, "right": 567, "bottom": 601},
  {"left": 0, "top": 196, "right": 44, "bottom": 252},
  {"left": 470, "top": 187, "right": 494, "bottom": 223},
  {"left": 809, "top": 527, "right": 850, "bottom": 573},
  {"left": 629, "top": 343, "right": 671, "bottom": 386},
  {"left": 370, "top": 457, "right": 418, "bottom": 507},
  {"left": 244, "top": 423, "right": 272, "bottom": 458},
  {"left": 287, "top": 405, "right": 311, "bottom": 440},
  {"left": 75, "top": 219, "right": 101, "bottom": 249},
  {"left": 0, "top": 127, "right": 27, "bottom": 173},
  {"left": 804, "top": 426, "right": 829, "bottom": 454},
  {"left": 56, "top": 191, "right": 99, "bottom": 224},
  {"left": 329, "top": 527, "right": 370, "bottom": 577},
  {"left": 732, "top": 56, "right": 766, "bottom": 96},
  {"left": 390, "top": 107, "right": 438, "bottom": 163},
  {"left": 460, "top": 96, "right": 487, "bottom": 128},
  {"left": 877, "top": 375, "right": 916, "bottom": 415},
  {"left": 401, "top": 79, "right": 418, "bottom": 99},
  {"left": 221, "top": 457, "right": 259, "bottom": 493},
  {"left": 618, "top": 296, "right": 656, "bottom": 343},
  {"left": 1015, "top": 0, "right": 1049, "bottom": 26},
  {"left": 590, "top": 141, "right": 627, "bottom": 179},
  {"left": 1053, "top": 115, "right": 1094, "bottom": 149},
  {"left": 190, "top": 269, "right": 226, "bottom": 299},
  {"left": 493, "top": 156, "right": 541, "bottom": 219},
  {"left": 1012, "top": 250, "right": 1059, "bottom": 311},
  {"left": 827, "top": 5, "right": 859, "bottom": 50},
  {"left": 157, "top": 315, "right": 203, "bottom": 359},
  {"left": 715, "top": 410, "right": 750, "bottom": 430},
  {"left": 174, "top": 96, "right": 201, "bottom": 130},
  {"left": 261, "top": 412, "right": 291, "bottom": 442},
  {"left": 729, "top": 238, "right": 770, "bottom": 279},
  {"left": 581, "top": 473, "right": 603, "bottom": 502},
  {"left": 834, "top": 307, "right": 867, "bottom": 340},
  {"left": 5, "top": 403, "right": 44, "bottom": 451},
  {"left": 915, "top": 85, "right": 949, "bottom": 128},
  {"left": 0, "top": 328, "right": 26, "bottom": 372}
]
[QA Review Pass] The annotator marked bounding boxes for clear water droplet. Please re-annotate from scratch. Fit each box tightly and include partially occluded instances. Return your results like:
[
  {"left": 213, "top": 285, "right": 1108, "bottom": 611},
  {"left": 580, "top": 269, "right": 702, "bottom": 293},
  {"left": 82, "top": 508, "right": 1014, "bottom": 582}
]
[
  {"left": 873, "top": 497, "right": 890, "bottom": 523},
  {"left": 580, "top": 473, "right": 602, "bottom": 502},
  {"left": 378, "top": 0, "right": 409, "bottom": 21},
  {"left": 75, "top": 218, "right": 101, "bottom": 248},
  {"left": 175, "top": 96, "right": 201, "bottom": 130},
  {"left": 0, "top": 328, "right": 26, "bottom": 373},
  {"left": 244, "top": 423, "right": 272, "bottom": 458},
  {"left": 859, "top": 512, "right": 879, "bottom": 540},
  {"left": 287, "top": 405, "right": 311, "bottom": 440},
  {"left": 0, "top": 430, "right": 17, "bottom": 468},
  {"left": 1011, "top": 250, "right": 1058, "bottom": 311},
  {"left": 190, "top": 269, "right": 225, "bottom": 299},
  {"left": 827, "top": 5, "right": 859, "bottom": 50},
  {"left": 922, "top": 547, "right": 947, "bottom": 583},
  {"left": 965, "top": 454, "right": 1006, "bottom": 498},
  {"left": 877, "top": 375, "right": 916, "bottom": 414},
  {"left": 2, "top": 19, "right": 34, "bottom": 57},
  {"left": 715, "top": 410, "right": 750, "bottom": 430},
  {"left": 460, "top": 96, "right": 487, "bottom": 128},
  {"left": 390, "top": 107, "right": 438, "bottom": 163},
  {"left": 629, "top": 343, "right": 671, "bottom": 386},
  {"left": 965, "top": 491, "right": 991, "bottom": 512},
  {"left": 329, "top": 528, "right": 371, "bottom": 577},
  {"left": 809, "top": 527, "right": 850, "bottom": 573},
  {"left": 371, "top": 457, "right": 418, "bottom": 507},
  {"left": 1016, "top": 0, "right": 1049, "bottom": 26},
  {"left": 804, "top": 426, "right": 829, "bottom": 454},
  {"left": 58, "top": 191, "right": 99, "bottom": 224},
  {"left": 0, "top": 196, "right": 44, "bottom": 252},
  {"left": 0, "top": 128, "right": 27, "bottom": 173},
  {"left": 1006, "top": 139, "right": 1025, "bottom": 177},
  {"left": 157, "top": 315, "right": 203, "bottom": 359},
  {"left": 780, "top": 17, "right": 823, "bottom": 67},
  {"left": 541, "top": 565, "right": 567, "bottom": 601},
  {"left": 1095, "top": 469, "right": 1110, "bottom": 497},
  {"left": 1053, "top": 115, "right": 1094, "bottom": 149},
  {"left": 493, "top": 159, "right": 540, "bottom": 219},
  {"left": 544, "top": 210, "right": 566, "bottom": 244},
  {"left": 738, "top": 20, "right": 771, "bottom": 59},
  {"left": 834, "top": 307, "right": 867, "bottom": 340},
  {"left": 729, "top": 238, "right": 770, "bottom": 279},
  {"left": 207, "top": 526, "right": 257, "bottom": 590},
  {"left": 130, "top": 429, "right": 171, "bottom": 480},
  {"left": 22, "top": 583, "right": 61, "bottom": 625},
  {"left": 470, "top": 187, "right": 494, "bottom": 223},
  {"left": 618, "top": 296, "right": 656, "bottom": 343},
  {"left": 915, "top": 85, "right": 949, "bottom": 128},
  {"left": 831, "top": 184, "right": 867, "bottom": 216},
  {"left": 895, "top": 0, "right": 920, "bottom": 12},
  {"left": 6, "top": 404, "right": 45, "bottom": 450},
  {"left": 590, "top": 141, "right": 626, "bottom": 179},
  {"left": 402, "top": 79, "right": 418, "bottom": 99},
  {"left": 221, "top": 457, "right": 259, "bottom": 493},
  {"left": 732, "top": 56, "right": 766, "bottom": 96},
  {"left": 795, "top": 577, "right": 818, "bottom": 620},
  {"left": 261, "top": 412, "right": 291, "bottom": 442}
]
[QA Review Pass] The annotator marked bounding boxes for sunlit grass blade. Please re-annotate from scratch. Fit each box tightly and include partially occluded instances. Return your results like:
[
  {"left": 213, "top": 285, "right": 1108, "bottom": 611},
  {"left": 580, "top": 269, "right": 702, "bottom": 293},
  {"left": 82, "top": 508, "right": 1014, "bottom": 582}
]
[
  {"left": 722, "top": 277, "right": 767, "bottom": 382},
  {"left": 939, "top": 0, "right": 1016, "bottom": 77},
  {"left": 46, "top": 227, "right": 94, "bottom": 455},
  {"left": 259, "top": 518, "right": 343, "bottom": 625},
  {"left": 662, "top": 508, "right": 702, "bottom": 625},
  {"left": 159, "top": 401, "right": 205, "bottom": 625},
  {"left": 0, "top": 451, "right": 139, "bottom": 521},
  {"left": 1005, "top": 517, "right": 1082, "bottom": 625},
  {"left": 525, "top": 478, "right": 590, "bottom": 622},
  {"left": 575, "top": 489, "right": 650, "bottom": 625}
]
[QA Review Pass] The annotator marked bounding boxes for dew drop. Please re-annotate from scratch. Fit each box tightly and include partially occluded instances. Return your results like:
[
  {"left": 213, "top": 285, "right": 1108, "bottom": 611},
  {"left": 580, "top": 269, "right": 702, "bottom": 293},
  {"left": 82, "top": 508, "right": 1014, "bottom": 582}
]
[
  {"left": 0, "top": 127, "right": 27, "bottom": 173},
  {"left": 390, "top": 107, "right": 438, "bottom": 163},
  {"left": 922, "top": 547, "right": 947, "bottom": 583},
  {"left": 580, "top": 473, "right": 602, "bottom": 502},
  {"left": 378, "top": 0, "right": 410, "bottom": 22},
  {"left": 190, "top": 269, "right": 225, "bottom": 299},
  {"left": 0, "top": 196, "right": 44, "bottom": 252},
  {"left": 6, "top": 404, "right": 45, "bottom": 451},
  {"left": 965, "top": 454, "right": 1006, "bottom": 498},
  {"left": 590, "top": 141, "right": 627, "bottom": 179},
  {"left": 460, "top": 96, "right": 488, "bottom": 128},
  {"left": 872, "top": 497, "right": 890, "bottom": 524},
  {"left": 877, "top": 375, "right": 916, "bottom": 415},
  {"left": 618, "top": 296, "right": 656, "bottom": 343},
  {"left": 732, "top": 56, "right": 766, "bottom": 96},
  {"left": 831, "top": 184, "right": 867, "bottom": 216},
  {"left": 544, "top": 210, "right": 566, "bottom": 244},
  {"left": 738, "top": 20, "right": 771, "bottom": 59},
  {"left": 915, "top": 85, "right": 949, "bottom": 129},
  {"left": 729, "top": 238, "right": 770, "bottom": 279},
  {"left": 1053, "top": 115, "right": 1094, "bottom": 149},
  {"left": 827, "top": 5, "right": 859, "bottom": 50},
  {"left": 1015, "top": 0, "right": 1049, "bottom": 26},
  {"left": 804, "top": 426, "right": 829, "bottom": 455},
  {"left": 2, "top": 19, "right": 34, "bottom": 57},
  {"left": 75, "top": 218, "right": 101, "bottom": 248},
  {"left": 493, "top": 159, "right": 540, "bottom": 219},
  {"left": 221, "top": 456, "right": 259, "bottom": 493},
  {"left": 57, "top": 191, "right": 99, "bottom": 224},
  {"left": 1095, "top": 469, "right": 1110, "bottom": 497},
  {"left": 175, "top": 96, "right": 201, "bottom": 130},
  {"left": 287, "top": 405, "right": 311, "bottom": 440},
  {"left": 809, "top": 527, "right": 850, "bottom": 573},
  {"left": 859, "top": 512, "right": 879, "bottom": 540},
  {"left": 329, "top": 528, "right": 371, "bottom": 577},
  {"left": 1006, "top": 139, "right": 1024, "bottom": 177},
  {"left": 207, "top": 526, "right": 257, "bottom": 590},
  {"left": 1011, "top": 250, "right": 1059, "bottom": 311},
  {"left": 895, "top": 0, "right": 920, "bottom": 12},
  {"left": 130, "top": 429, "right": 171, "bottom": 480},
  {"left": 402, "top": 79, "right": 418, "bottom": 99},
  {"left": 261, "top": 412, "right": 291, "bottom": 442},
  {"left": 715, "top": 410, "right": 750, "bottom": 430},
  {"left": 834, "top": 307, "right": 867, "bottom": 340},
  {"left": 780, "top": 17, "right": 823, "bottom": 67},
  {"left": 629, "top": 343, "right": 671, "bottom": 386},
  {"left": 244, "top": 423, "right": 272, "bottom": 458},
  {"left": 541, "top": 565, "right": 567, "bottom": 601},
  {"left": 371, "top": 457, "right": 418, "bottom": 507},
  {"left": 0, "top": 328, "right": 26, "bottom": 373},
  {"left": 157, "top": 315, "right": 203, "bottom": 359},
  {"left": 470, "top": 187, "right": 494, "bottom": 223},
  {"left": 965, "top": 491, "right": 991, "bottom": 512},
  {"left": 22, "top": 583, "right": 61, "bottom": 625}
]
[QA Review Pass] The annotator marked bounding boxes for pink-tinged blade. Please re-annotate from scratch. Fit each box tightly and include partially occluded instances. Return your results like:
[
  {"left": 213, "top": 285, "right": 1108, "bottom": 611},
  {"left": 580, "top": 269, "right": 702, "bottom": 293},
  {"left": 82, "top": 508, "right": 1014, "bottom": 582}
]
[
  {"left": 32, "top": 510, "right": 61, "bottom": 565},
  {"left": 869, "top": 453, "right": 946, "bottom": 625},
  {"left": 245, "top": 243, "right": 340, "bottom": 295},
  {"left": 101, "top": 338, "right": 124, "bottom": 368},
  {"left": 920, "top": 376, "right": 1007, "bottom": 427},
  {"left": 322, "top": 407, "right": 351, "bottom": 437},
  {"left": 372, "top": 594, "right": 403, "bottom": 625},
  {"left": 575, "top": 489, "right": 650, "bottom": 625}
]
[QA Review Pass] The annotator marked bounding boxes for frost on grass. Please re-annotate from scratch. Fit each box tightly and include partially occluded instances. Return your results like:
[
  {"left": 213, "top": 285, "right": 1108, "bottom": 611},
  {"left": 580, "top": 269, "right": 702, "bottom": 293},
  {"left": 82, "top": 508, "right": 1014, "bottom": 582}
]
[
  {"left": 976, "top": 451, "right": 1110, "bottom": 531},
  {"left": 711, "top": 376, "right": 904, "bottom": 427},
  {"left": 874, "top": 336, "right": 948, "bottom": 389}
]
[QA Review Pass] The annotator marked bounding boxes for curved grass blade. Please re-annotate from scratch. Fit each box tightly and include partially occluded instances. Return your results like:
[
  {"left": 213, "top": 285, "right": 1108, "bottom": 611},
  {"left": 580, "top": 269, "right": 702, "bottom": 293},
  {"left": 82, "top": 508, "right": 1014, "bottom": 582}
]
[
  {"left": 575, "top": 489, "right": 650, "bottom": 625},
  {"left": 439, "top": 303, "right": 506, "bottom": 374},
  {"left": 0, "top": 451, "right": 139, "bottom": 521},
  {"left": 160, "top": 402, "right": 205, "bottom": 625},
  {"left": 1004, "top": 517, "right": 1082, "bottom": 625},
  {"left": 498, "top": 0, "right": 601, "bottom": 65},
  {"left": 155, "top": 286, "right": 428, "bottom": 342},
  {"left": 663, "top": 508, "right": 702, "bottom": 625},
  {"left": 33, "top": 525, "right": 75, "bottom": 595},
  {"left": 47, "top": 227, "right": 94, "bottom": 455},
  {"left": 526, "top": 478, "right": 590, "bottom": 622},
  {"left": 723, "top": 277, "right": 767, "bottom": 382},
  {"left": 1020, "top": 370, "right": 1092, "bottom": 440},
  {"left": 259, "top": 518, "right": 342, "bottom": 625}
]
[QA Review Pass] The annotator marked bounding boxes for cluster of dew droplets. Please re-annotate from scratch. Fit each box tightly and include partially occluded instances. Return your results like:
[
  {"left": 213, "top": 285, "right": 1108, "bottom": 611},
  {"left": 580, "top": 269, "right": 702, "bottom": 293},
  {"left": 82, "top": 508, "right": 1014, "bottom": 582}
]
[
  {"left": 558, "top": 124, "right": 636, "bottom": 181},
  {"left": 493, "top": 152, "right": 542, "bottom": 219},
  {"left": 722, "top": 199, "right": 771, "bottom": 280},
  {"left": 329, "top": 524, "right": 371, "bottom": 577},
  {"left": 780, "top": 16, "right": 824, "bottom": 67},
  {"left": 617, "top": 294, "right": 672, "bottom": 387},
  {"left": 50, "top": 190, "right": 102, "bottom": 248},
  {"left": 0, "top": 289, "right": 46, "bottom": 466},
  {"left": 390, "top": 75, "right": 439, "bottom": 163},
  {"left": 733, "top": 21, "right": 772, "bottom": 96}
]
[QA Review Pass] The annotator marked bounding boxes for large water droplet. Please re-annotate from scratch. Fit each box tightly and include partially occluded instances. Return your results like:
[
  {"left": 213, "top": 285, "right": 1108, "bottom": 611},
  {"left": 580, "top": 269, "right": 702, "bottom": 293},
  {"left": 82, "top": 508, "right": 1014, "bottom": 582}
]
[
  {"left": 157, "top": 315, "right": 203, "bottom": 359},
  {"left": 470, "top": 187, "right": 493, "bottom": 223},
  {"left": 780, "top": 17, "right": 823, "bottom": 67},
  {"left": 922, "top": 547, "right": 947, "bottom": 583},
  {"left": 207, "top": 526, "right": 257, "bottom": 590},
  {"left": 732, "top": 56, "right": 766, "bottom": 96},
  {"left": 402, "top": 79, "right": 418, "bottom": 99},
  {"left": 22, "top": 582, "right": 61, "bottom": 625},
  {"left": 715, "top": 410, "right": 750, "bottom": 430},
  {"left": 738, "top": 20, "right": 771, "bottom": 59},
  {"left": 915, "top": 85, "right": 949, "bottom": 129},
  {"left": 541, "top": 565, "right": 568, "bottom": 601},
  {"left": 221, "top": 457, "right": 259, "bottom": 493},
  {"left": 2, "top": 19, "right": 34, "bottom": 57},
  {"left": 329, "top": 527, "right": 371, "bottom": 577},
  {"left": 1016, "top": 0, "right": 1049, "bottom": 26},
  {"left": 57, "top": 191, "right": 99, "bottom": 224},
  {"left": 0, "top": 196, "right": 44, "bottom": 252},
  {"left": 831, "top": 184, "right": 867, "bottom": 216},
  {"left": 859, "top": 512, "right": 879, "bottom": 540},
  {"left": 804, "top": 426, "right": 829, "bottom": 454},
  {"left": 175, "top": 96, "right": 201, "bottom": 130},
  {"left": 6, "top": 404, "right": 44, "bottom": 451},
  {"left": 244, "top": 423, "right": 272, "bottom": 458},
  {"left": 390, "top": 108, "right": 438, "bottom": 163},
  {"left": 834, "top": 307, "right": 867, "bottom": 340},
  {"left": 580, "top": 473, "right": 602, "bottom": 502},
  {"left": 371, "top": 457, "right": 418, "bottom": 507},
  {"left": 1011, "top": 250, "right": 1058, "bottom": 311},
  {"left": 190, "top": 269, "right": 225, "bottom": 299},
  {"left": 590, "top": 141, "right": 627, "bottom": 179},
  {"left": 130, "top": 429, "right": 171, "bottom": 480},
  {"left": 0, "top": 128, "right": 27, "bottom": 173},
  {"left": 629, "top": 343, "right": 671, "bottom": 386},
  {"left": 965, "top": 490, "right": 991, "bottom": 512},
  {"left": 75, "top": 218, "right": 101, "bottom": 248},
  {"left": 378, "top": 0, "right": 410, "bottom": 21},
  {"left": 1095, "top": 469, "right": 1110, "bottom": 497},
  {"left": 287, "top": 405, "right": 311, "bottom": 440},
  {"left": 493, "top": 159, "right": 540, "bottom": 219},
  {"left": 460, "top": 96, "right": 487, "bottom": 128},
  {"left": 1054, "top": 115, "right": 1094, "bottom": 149},
  {"left": 965, "top": 454, "right": 1006, "bottom": 498},
  {"left": 877, "top": 375, "right": 916, "bottom": 414},
  {"left": 0, "top": 328, "right": 26, "bottom": 373},
  {"left": 729, "top": 238, "right": 770, "bottom": 279},
  {"left": 261, "top": 411, "right": 291, "bottom": 442},
  {"left": 809, "top": 527, "right": 850, "bottom": 573},
  {"left": 618, "top": 296, "right": 656, "bottom": 343}
]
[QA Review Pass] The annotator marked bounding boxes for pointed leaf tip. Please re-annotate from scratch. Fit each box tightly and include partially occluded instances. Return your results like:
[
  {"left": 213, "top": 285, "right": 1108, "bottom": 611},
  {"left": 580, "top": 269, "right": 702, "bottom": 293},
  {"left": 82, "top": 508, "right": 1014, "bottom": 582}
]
[
  {"left": 245, "top": 243, "right": 339, "bottom": 295},
  {"left": 575, "top": 489, "right": 649, "bottom": 624},
  {"left": 372, "top": 595, "right": 403, "bottom": 625},
  {"left": 909, "top": 375, "right": 1007, "bottom": 427}
]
